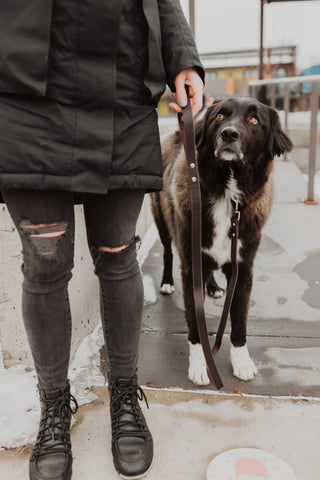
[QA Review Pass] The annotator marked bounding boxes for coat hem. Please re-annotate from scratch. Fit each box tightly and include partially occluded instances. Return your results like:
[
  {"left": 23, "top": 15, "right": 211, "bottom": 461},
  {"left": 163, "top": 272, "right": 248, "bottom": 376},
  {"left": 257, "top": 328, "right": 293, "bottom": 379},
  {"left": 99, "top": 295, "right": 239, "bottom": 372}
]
[
  {"left": 107, "top": 174, "right": 163, "bottom": 193},
  {"left": 0, "top": 173, "right": 163, "bottom": 203}
]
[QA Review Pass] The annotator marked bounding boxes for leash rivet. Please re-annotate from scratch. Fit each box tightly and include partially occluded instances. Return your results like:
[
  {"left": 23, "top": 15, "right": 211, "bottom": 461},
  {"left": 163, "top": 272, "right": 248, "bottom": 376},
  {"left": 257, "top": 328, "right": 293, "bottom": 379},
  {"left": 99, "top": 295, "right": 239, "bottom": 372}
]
[
  {"left": 191, "top": 177, "right": 197, "bottom": 182},
  {"left": 232, "top": 233, "right": 235, "bottom": 237},
  {"left": 190, "top": 163, "right": 195, "bottom": 168}
]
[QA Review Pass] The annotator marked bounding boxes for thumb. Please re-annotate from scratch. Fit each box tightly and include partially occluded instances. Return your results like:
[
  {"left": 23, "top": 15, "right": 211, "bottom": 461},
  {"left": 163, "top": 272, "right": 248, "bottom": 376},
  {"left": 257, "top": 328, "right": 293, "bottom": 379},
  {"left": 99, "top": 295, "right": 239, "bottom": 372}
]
[{"left": 175, "top": 74, "right": 188, "bottom": 108}]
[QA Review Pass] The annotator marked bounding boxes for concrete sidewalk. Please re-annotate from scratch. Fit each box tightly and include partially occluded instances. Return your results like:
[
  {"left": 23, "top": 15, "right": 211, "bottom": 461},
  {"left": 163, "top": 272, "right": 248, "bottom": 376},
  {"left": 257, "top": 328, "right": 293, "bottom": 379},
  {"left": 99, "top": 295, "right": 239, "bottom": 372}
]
[
  {"left": 1, "top": 150, "right": 320, "bottom": 479},
  {"left": 1, "top": 388, "right": 319, "bottom": 480}
]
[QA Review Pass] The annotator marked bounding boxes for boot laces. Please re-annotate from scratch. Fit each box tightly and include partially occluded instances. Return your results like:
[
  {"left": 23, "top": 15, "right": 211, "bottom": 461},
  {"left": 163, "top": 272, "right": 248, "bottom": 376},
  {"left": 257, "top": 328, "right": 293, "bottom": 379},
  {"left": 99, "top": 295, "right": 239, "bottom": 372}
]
[
  {"left": 33, "top": 391, "right": 78, "bottom": 459},
  {"left": 111, "top": 383, "right": 149, "bottom": 441}
]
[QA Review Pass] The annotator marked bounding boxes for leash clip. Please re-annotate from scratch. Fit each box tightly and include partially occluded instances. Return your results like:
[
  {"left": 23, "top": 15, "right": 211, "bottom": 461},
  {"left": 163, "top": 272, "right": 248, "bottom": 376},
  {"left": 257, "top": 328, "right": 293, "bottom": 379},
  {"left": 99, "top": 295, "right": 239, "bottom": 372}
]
[{"left": 232, "top": 197, "right": 241, "bottom": 222}]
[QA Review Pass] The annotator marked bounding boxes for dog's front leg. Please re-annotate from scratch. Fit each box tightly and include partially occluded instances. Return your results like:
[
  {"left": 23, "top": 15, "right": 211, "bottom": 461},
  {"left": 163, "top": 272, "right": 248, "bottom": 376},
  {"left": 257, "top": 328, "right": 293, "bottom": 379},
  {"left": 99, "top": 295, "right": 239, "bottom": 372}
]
[
  {"left": 223, "top": 263, "right": 258, "bottom": 381},
  {"left": 181, "top": 263, "right": 211, "bottom": 386}
]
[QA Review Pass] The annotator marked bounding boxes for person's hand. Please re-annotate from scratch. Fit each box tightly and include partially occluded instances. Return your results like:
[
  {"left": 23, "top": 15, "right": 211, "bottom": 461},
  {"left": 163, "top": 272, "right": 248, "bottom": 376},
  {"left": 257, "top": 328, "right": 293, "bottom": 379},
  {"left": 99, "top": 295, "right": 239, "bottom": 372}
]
[{"left": 169, "top": 68, "right": 204, "bottom": 117}]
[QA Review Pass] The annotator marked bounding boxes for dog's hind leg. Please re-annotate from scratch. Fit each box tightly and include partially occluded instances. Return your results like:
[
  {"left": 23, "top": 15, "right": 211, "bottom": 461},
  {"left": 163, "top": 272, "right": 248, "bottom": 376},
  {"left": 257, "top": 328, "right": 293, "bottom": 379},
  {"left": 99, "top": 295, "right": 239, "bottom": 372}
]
[
  {"left": 223, "top": 263, "right": 257, "bottom": 381},
  {"left": 151, "top": 200, "right": 175, "bottom": 294},
  {"left": 160, "top": 237, "right": 175, "bottom": 294},
  {"left": 206, "top": 272, "right": 224, "bottom": 298}
]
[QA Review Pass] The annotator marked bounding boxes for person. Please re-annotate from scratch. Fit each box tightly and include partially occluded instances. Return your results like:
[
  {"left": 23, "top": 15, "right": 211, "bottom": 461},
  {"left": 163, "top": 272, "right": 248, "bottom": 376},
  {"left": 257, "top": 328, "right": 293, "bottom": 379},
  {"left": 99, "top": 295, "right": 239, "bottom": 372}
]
[{"left": 0, "top": 1, "right": 204, "bottom": 479}]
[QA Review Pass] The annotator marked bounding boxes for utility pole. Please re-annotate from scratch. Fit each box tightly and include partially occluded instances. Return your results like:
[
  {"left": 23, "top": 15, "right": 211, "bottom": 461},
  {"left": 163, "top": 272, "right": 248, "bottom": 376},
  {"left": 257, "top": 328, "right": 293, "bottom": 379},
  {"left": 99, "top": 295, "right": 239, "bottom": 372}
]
[
  {"left": 189, "top": 0, "right": 195, "bottom": 39},
  {"left": 259, "top": 0, "right": 265, "bottom": 79}
]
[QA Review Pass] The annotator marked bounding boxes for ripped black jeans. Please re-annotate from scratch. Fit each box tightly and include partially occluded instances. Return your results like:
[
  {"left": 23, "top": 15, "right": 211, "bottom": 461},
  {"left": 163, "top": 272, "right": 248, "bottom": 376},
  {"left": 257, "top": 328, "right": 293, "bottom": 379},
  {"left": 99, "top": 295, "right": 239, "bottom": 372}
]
[{"left": 2, "top": 188, "right": 145, "bottom": 391}]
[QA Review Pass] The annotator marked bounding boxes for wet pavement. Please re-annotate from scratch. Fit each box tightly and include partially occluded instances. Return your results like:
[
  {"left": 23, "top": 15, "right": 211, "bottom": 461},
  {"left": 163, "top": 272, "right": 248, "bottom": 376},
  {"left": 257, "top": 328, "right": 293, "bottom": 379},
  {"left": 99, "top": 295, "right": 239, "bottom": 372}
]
[{"left": 137, "top": 153, "right": 320, "bottom": 398}]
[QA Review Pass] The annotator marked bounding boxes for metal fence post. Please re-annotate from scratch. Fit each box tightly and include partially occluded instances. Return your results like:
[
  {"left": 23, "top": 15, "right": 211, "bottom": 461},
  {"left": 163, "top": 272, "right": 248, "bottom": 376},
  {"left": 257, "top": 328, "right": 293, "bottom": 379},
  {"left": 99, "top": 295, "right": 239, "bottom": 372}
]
[
  {"left": 283, "top": 83, "right": 290, "bottom": 161},
  {"left": 284, "top": 83, "right": 290, "bottom": 131},
  {"left": 306, "top": 82, "right": 319, "bottom": 205},
  {"left": 271, "top": 84, "right": 276, "bottom": 109}
]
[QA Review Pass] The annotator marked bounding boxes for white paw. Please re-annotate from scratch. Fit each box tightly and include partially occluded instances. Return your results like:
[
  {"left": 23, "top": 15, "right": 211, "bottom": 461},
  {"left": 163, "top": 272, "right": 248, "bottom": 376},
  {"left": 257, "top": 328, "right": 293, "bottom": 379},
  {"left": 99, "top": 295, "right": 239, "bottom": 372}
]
[
  {"left": 230, "top": 344, "right": 258, "bottom": 381},
  {"left": 213, "top": 289, "right": 224, "bottom": 299},
  {"left": 188, "top": 342, "right": 210, "bottom": 386},
  {"left": 160, "top": 283, "right": 175, "bottom": 295}
]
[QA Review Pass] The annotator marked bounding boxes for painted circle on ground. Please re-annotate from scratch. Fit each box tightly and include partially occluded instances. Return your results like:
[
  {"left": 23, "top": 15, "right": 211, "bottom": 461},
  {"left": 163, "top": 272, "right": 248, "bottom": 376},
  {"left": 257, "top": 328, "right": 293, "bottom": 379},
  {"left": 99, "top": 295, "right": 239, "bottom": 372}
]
[{"left": 207, "top": 448, "right": 296, "bottom": 480}]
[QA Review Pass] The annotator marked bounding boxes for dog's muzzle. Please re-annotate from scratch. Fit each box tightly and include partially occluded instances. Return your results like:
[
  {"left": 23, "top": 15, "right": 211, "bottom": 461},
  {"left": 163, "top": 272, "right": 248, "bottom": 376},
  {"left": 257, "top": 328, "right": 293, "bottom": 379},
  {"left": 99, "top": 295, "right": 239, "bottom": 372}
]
[{"left": 215, "top": 126, "right": 244, "bottom": 162}]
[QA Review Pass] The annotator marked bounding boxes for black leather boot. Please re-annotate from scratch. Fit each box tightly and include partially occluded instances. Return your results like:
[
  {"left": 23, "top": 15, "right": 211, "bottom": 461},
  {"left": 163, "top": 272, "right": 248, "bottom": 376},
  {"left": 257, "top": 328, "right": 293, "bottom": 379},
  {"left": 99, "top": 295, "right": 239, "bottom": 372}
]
[
  {"left": 109, "top": 375, "right": 153, "bottom": 479},
  {"left": 29, "top": 381, "right": 78, "bottom": 480}
]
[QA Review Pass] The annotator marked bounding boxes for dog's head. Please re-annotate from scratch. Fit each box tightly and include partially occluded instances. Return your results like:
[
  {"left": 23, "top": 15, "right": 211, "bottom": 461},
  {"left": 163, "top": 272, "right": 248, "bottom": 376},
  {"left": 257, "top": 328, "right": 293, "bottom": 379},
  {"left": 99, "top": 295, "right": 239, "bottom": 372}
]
[{"left": 196, "top": 97, "right": 293, "bottom": 165}]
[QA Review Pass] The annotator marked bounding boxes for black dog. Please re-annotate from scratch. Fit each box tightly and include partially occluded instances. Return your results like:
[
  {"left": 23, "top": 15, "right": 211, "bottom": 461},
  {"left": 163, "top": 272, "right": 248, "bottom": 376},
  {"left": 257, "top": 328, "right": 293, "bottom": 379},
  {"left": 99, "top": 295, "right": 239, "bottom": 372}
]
[{"left": 151, "top": 97, "right": 293, "bottom": 385}]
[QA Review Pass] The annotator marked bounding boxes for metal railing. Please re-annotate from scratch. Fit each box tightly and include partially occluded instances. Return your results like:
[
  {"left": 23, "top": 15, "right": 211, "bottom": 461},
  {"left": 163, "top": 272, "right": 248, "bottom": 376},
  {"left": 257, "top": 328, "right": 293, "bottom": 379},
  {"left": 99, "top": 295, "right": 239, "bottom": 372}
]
[{"left": 249, "top": 75, "right": 320, "bottom": 205}]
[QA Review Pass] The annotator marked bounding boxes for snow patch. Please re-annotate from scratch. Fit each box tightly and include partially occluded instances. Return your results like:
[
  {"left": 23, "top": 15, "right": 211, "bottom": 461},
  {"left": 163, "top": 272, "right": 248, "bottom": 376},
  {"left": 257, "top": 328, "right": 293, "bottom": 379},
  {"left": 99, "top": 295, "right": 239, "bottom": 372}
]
[
  {"left": 0, "top": 323, "right": 106, "bottom": 450},
  {"left": 68, "top": 324, "right": 106, "bottom": 404},
  {"left": 143, "top": 275, "right": 157, "bottom": 305},
  {"left": 0, "top": 365, "right": 38, "bottom": 449},
  {"left": 137, "top": 223, "right": 158, "bottom": 267},
  {"left": 138, "top": 223, "right": 159, "bottom": 305}
]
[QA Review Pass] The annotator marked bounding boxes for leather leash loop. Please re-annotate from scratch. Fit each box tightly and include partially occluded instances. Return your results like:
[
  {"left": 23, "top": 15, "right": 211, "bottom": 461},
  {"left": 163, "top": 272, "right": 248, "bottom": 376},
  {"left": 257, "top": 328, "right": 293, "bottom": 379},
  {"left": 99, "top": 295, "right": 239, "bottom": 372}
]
[{"left": 178, "top": 97, "right": 240, "bottom": 390}]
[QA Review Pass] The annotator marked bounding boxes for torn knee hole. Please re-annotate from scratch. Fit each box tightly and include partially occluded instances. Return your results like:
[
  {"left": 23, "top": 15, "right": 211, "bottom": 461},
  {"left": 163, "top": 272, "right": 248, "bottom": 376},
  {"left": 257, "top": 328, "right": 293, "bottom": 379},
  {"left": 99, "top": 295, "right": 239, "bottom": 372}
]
[
  {"left": 30, "top": 230, "right": 66, "bottom": 238},
  {"left": 20, "top": 220, "right": 68, "bottom": 237},
  {"left": 20, "top": 219, "right": 69, "bottom": 258},
  {"left": 98, "top": 244, "right": 129, "bottom": 253},
  {"left": 97, "top": 236, "right": 141, "bottom": 254}
]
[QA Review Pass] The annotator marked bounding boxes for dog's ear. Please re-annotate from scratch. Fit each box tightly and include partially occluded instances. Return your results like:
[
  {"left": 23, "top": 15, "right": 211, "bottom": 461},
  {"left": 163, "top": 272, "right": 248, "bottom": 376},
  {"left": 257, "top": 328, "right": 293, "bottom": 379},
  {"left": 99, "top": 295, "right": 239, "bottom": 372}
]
[
  {"left": 267, "top": 107, "right": 293, "bottom": 157},
  {"left": 195, "top": 107, "right": 212, "bottom": 151},
  {"left": 195, "top": 101, "right": 222, "bottom": 152}
]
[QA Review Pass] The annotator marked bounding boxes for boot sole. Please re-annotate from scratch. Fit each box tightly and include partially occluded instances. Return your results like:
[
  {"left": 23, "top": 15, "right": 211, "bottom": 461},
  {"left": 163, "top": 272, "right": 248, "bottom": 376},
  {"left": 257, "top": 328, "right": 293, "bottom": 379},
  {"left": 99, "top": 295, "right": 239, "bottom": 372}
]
[
  {"left": 29, "top": 462, "right": 72, "bottom": 480},
  {"left": 119, "top": 463, "right": 152, "bottom": 480}
]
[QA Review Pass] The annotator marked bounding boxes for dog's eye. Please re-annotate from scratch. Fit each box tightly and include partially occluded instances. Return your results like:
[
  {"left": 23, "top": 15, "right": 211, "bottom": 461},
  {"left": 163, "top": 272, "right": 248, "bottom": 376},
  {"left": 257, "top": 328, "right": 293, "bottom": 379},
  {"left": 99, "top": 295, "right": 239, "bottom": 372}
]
[
  {"left": 216, "top": 113, "right": 224, "bottom": 121},
  {"left": 249, "top": 116, "right": 258, "bottom": 125}
]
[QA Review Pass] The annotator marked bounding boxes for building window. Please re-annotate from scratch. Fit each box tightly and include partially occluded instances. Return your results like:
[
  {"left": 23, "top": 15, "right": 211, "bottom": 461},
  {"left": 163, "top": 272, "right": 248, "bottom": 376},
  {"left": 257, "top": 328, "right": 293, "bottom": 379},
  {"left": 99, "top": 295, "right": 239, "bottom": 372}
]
[
  {"left": 206, "top": 71, "right": 217, "bottom": 80},
  {"left": 245, "top": 69, "right": 258, "bottom": 79}
]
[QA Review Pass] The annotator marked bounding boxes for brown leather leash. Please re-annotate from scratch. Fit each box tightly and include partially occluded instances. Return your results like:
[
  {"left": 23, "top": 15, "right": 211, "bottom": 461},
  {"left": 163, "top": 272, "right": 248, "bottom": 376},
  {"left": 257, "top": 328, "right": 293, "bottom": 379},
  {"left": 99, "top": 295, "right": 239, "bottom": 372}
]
[{"left": 178, "top": 97, "right": 240, "bottom": 390}]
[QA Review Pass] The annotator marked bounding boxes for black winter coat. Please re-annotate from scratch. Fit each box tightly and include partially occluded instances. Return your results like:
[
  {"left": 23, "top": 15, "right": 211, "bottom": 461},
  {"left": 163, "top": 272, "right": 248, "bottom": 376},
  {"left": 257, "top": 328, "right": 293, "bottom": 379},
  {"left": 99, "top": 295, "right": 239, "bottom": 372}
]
[{"left": 0, "top": 0, "right": 204, "bottom": 197}]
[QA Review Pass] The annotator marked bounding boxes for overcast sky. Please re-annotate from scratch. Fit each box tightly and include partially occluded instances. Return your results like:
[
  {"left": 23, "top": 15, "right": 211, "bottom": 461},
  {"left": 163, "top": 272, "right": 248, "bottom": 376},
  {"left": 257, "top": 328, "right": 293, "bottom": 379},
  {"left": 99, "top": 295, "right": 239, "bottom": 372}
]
[{"left": 180, "top": 0, "right": 320, "bottom": 71}]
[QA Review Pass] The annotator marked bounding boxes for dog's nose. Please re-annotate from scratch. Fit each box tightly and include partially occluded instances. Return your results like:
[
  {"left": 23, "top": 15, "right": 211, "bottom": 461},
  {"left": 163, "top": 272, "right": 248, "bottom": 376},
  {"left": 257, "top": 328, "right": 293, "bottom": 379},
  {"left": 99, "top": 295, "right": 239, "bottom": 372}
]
[{"left": 220, "top": 126, "right": 239, "bottom": 143}]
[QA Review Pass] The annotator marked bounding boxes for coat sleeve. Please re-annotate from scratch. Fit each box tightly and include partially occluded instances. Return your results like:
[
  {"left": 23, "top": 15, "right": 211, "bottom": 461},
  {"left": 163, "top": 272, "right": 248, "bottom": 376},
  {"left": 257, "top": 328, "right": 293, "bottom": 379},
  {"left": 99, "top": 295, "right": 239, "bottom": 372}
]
[{"left": 157, "top": 0, "right": 205, "bottom": 91}]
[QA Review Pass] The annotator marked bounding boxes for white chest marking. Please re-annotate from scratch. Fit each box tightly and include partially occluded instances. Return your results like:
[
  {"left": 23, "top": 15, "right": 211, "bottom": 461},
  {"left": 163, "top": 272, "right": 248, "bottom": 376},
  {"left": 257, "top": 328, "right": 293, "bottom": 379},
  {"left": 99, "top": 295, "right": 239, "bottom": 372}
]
[{"left": 202, "top": 174, "right": 243, "bottom": 268}]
